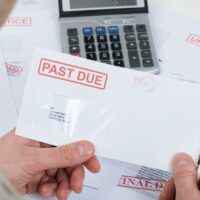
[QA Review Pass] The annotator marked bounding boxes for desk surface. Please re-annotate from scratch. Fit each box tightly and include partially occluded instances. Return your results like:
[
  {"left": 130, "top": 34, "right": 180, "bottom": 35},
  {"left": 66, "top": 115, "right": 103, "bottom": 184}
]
[{"left": 150, "top": 0, "right": 200, "bottom": 20}]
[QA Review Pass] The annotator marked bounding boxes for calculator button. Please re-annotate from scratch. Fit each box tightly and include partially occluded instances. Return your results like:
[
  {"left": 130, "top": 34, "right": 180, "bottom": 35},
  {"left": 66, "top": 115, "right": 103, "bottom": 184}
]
[
  {"left": 143, "top": 58, "right": 154, "bottom": 67},
  {"left": 96, "top": 27, "right": 106, "bottom": 35},
  {"left": 98, "top": 43, "right": 109, "bottom": 51},
  {"left": 108, "top": 26, "right": 119, "bottom": 34},
  {"left": 97, "top": 35, "right": 107, "bottom": 43},
  {"left": 138, "top": 33, "right": 148, "bottom": 41},
  {"left": 110, "top": 34, "right": 120, "bottom": 42},
  {"left": 86, "top": 53, "right": 97, "bottom": 61},
  {"left": 68, "top": 37, "right": 79, "bottom": 45},
  {"left": 84, "top": 36, "right": 94, "bottom": 43},
  {"left": 114, "top": 60, "right": 125, "bottom": 67},
  {"left": 71, "top": 53, "right": 80, "bottom": 57},
  {"left": 85, "top": 44, "right": 96, "bottom": 52},
  {"left": 139, "top": 41, "right": 150, "bottom": 49},
  {"left": 141, "top": 50, "right": 152, "bottom": 58},
  {"left": 128, "top": 51, "right": 141, "bottom": 68},
  {"left": 136, "top": 24, "right": 147, "bottom": 32},
  {"left": 113, "top": 51, "right": 123, "bottom": 60},
  {"left": 83, "top": 27, "right": 93, "bottom": 36},
  {"left": 67, "top": 28, "right": 78, "bottom": 36},
  {"left": 127, "top": 42, "right": 137, "bottom": 50},
  {"left": 123, "top": 25, "right": 134, "bottom": 33},
  {"left": 111, "top": 43, "right": 122, "bottom": 51},
  {"left": 125, "top": 34, "right": 136, "bottom": 41},
  {"left": 100, "top": 52, "right": 110, "bottom": 61},
  {"left": 69, "top": 45, "right": 80, "bottom": 54}
]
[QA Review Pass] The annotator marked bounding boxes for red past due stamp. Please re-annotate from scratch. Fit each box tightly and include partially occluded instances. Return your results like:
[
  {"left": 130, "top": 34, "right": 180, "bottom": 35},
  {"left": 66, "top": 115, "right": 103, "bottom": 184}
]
[
  {"left": 118, "top": 175, "right": 165, "bottom": 192},
  {"left": 38, "top": 58, "right": 108, "bottom": 90}
]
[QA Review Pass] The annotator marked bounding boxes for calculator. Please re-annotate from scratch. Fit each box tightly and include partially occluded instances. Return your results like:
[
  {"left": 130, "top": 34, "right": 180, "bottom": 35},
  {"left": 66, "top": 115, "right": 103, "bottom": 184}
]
[{"left": 59, "top": 0, "right": 160, "bottom": 74}]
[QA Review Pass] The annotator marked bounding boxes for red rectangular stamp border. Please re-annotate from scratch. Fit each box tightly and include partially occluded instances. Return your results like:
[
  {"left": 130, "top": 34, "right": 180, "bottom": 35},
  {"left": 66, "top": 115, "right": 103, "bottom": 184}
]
[
  {"left": 118, "top": 175, "right": 166, "bottom": 192},
  {"left": 38, "top": 58, "right": 108, "bottom": 90},
  {"left": 186, "top": 34, "right": 200, "bottom": 47},
  {"left": 5, "top": 17, "right": 32, "bottom": 26}
]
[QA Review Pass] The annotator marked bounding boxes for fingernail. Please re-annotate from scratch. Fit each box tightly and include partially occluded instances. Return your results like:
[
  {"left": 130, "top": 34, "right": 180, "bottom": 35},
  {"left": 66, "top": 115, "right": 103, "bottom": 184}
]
[
  {"left": 198, "top": 155, "right": 200, "bottom": 165},
  {"left": 176, "top": 160, "right": 190, "bottom": 168},
  {"left": 77, "top": 142, "right": 94, "bottom": 157}
]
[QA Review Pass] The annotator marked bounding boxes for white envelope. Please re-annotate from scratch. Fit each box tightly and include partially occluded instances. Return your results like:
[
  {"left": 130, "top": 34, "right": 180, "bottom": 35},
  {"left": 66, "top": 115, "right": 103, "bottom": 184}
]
[{"left": 16, "top": 48, "right": 200, "bottom": 171}]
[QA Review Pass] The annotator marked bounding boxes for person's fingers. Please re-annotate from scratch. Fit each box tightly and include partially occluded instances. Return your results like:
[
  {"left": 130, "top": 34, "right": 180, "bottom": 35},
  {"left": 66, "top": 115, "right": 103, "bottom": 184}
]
[
  {"left": 0, "top": 0, "right": 16, "bottom": 26},
  {"left": 56, "top": 169, "right": 71, "bottom": 200},
  {"left": 84, "top": 156, "right": 100, "bottom": 173},
  {"left": 172, "top": 153, "right": 200, "bottom": 199},
  {"left": 30, "top": 141, "right": 95, "bottom": 172},
  {"left": 46, "top": 169, "right": 58, "bottom": 177},
  {"left": 38, "top": 176, "right": 58, "bottom": 197},
  {"left": 26, "top": 172, "right": 45, "bottom": 194},
  {"left": 70, "top": 165, "right": 85, "bottom": 193},
  {"left": 159, "top": 179, "right": 175, "bottom": 200},
  {"left": 39, "top": 182, "right": 58, "bottom": 197},
  {"left": 4, "top": 129, "right": 35, "bottom": 146}
]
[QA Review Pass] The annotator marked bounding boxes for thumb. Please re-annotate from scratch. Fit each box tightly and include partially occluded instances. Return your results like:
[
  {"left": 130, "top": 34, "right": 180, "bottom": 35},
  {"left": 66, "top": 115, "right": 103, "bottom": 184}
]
[
  {"left": 30, "top": 141, "right": 95, "bottom": 172},
  {"left": 172, "top": 153, "right": 199, "bottom": 199}
]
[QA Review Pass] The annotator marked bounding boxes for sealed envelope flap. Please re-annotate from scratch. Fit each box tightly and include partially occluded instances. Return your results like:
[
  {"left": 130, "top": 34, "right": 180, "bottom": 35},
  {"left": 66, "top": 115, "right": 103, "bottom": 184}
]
[{"left": 17, "top": 48, "right": 200, "bottom": 171}]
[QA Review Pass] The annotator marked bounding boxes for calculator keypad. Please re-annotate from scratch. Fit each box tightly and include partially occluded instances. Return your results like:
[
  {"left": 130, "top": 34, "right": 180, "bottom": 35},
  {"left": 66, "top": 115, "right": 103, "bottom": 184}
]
[{"left": 66, "top": 23, "right": 155, "bottom": 69}]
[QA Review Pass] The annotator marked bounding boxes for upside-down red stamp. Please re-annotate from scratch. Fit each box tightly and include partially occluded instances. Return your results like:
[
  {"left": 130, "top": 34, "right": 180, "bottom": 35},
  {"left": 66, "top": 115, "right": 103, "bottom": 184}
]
[
  {"left": 5, "top": 17, "right": 32, "bottom": 26},
  {"left": 186, "top": 34, "right": 200, "bottom": 47},
  {"left": 118, "top": 175, "right": 165, "bottom": 192},
  {"left": 6, "top": 63, "right": 23, "bottom": 76}
]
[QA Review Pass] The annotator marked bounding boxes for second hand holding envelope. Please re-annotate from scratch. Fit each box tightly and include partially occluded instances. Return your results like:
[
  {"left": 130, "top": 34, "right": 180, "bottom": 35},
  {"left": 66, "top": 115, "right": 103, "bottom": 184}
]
[{"left": 16, "top": 48, "right": 200, "bottom": 171}]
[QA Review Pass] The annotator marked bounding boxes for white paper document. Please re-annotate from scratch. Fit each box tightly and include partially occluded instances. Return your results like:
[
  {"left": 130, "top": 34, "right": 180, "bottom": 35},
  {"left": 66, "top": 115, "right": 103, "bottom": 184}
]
[
  {"left": 158, "top": 21, "right": 200, "bottom": 83},
  {"left": 27, "top": 157, "right": 172, "bottom": 200},
  {"left": 0, "top": 0, "right": 62, "bottom": 110},
  {"left": 0, "top": 48, "right": 17, "bottom": 136},
  {"left": 16, "top": 48, "right": 200, "bottom": 171},
  {"left": 149, "top": 0, "right": 200, "bottom": 82}
]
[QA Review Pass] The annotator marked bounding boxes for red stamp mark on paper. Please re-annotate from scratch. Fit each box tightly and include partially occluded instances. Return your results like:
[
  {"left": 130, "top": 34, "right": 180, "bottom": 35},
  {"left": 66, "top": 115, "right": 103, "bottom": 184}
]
[
  {"left": 6, "top": 63, "right": 23, "bottom": 76},
  {"left": 5, "top": 17, "right": 32, "bottom": 26},
  {"left": 133, "top": 76, "right": 156, "bottom": 93},
  {"left": 118, "top": 175, "right": 165, "bottom": 192},
  {"left": 186, "top": 34, "right": 200, "bottom": 47},
  {"left": 38, "top": 58, "right": 108, "bottom": 90}
]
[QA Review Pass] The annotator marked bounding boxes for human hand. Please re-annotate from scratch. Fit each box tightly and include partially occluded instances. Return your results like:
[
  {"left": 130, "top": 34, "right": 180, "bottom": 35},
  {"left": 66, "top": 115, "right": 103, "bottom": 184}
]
[
  {"left": 0, "top": 0, "right": 16, "bottom": 26},
  {"left": 0, "top": 129, "right": 100, "bottom": 200},
  {"left": 160, "top": 153, "right": 200, "bottom": 200}
]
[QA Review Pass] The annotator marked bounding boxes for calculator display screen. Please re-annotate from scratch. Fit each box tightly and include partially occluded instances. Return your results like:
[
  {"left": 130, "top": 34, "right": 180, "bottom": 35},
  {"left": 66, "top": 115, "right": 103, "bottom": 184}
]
[{"left": 62, "top": 0, "right": 145, "bottom": 12}]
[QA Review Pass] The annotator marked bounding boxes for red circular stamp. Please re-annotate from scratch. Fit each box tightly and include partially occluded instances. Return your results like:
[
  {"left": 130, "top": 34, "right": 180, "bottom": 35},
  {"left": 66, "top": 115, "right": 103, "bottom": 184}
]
[{"left": 133, "top": 76, "right": 156, "bottom": 93}]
